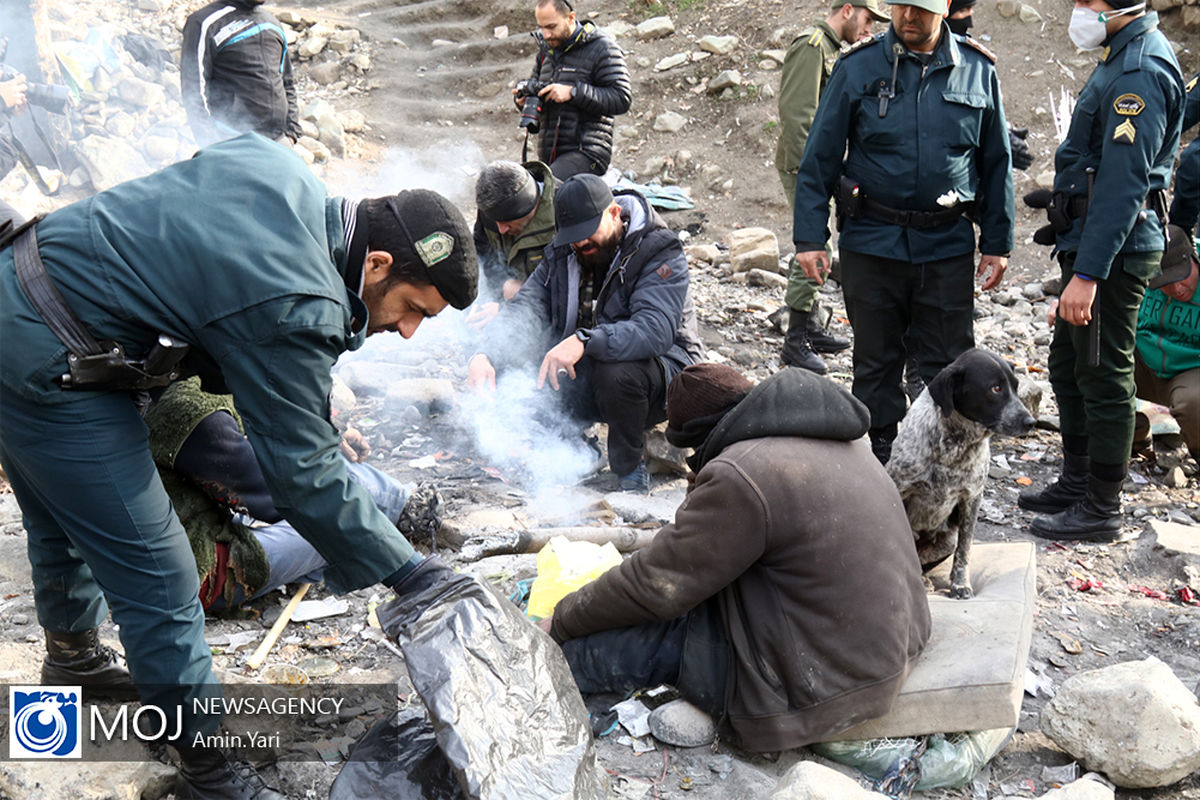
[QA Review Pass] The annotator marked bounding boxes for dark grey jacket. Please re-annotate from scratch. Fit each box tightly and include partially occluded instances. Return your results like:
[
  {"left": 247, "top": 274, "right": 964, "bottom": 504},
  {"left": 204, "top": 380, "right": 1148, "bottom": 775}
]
[
  {"left": 486, "top": 191, "right": 702, "bottom": 381},
  {"left": 529, "top": 21, "right": 631, "bottom": 172}
]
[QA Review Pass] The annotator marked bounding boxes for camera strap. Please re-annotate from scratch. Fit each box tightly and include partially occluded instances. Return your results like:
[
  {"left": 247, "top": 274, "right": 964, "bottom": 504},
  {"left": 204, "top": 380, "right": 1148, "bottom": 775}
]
[{"left": 5, "top": 115, "right": 63, "bottom": 196}]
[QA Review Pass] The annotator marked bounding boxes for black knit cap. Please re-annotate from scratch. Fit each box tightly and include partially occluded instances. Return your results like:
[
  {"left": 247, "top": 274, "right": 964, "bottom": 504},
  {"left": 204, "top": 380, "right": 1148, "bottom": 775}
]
[
  {"left": 384, "top": 189, "right": 478, "bottom": 310},
  {"left": 948, "top": 0, "right": 976, "bottom": 14}
]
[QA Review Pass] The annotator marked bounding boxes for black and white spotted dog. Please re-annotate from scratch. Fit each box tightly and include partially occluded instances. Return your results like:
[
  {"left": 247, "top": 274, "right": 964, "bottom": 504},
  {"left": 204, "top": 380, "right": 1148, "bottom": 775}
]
[{"left": 886, "top": 349, "right": 1035, "bottom": 599}]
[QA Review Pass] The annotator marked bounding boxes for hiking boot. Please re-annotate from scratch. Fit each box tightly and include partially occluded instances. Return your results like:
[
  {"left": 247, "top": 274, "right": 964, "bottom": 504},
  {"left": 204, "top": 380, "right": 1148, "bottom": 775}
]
[
  {"left": 1018, "top": 450, "right": 1089, "bottom": 514},
  {"left": 42, "top": 629, "right": 138, "bottom": 701},
  {"left": 618, "top": 463, "right": 652, "bottom": 494},
  {"left": 175, "top": 745, "right": 285, "bottom": 800},
  {"left": 869, "top": 424, "right": 897, "bottom": 466},
  {"left": 805, "top": 305, "right": 850, "bottom": 355},
  {"left": 1030, "top": 475, "right": 1123, "bottom": 543},
  {"left": 780, "top": 309, "right": 828, "bottom": 374}
]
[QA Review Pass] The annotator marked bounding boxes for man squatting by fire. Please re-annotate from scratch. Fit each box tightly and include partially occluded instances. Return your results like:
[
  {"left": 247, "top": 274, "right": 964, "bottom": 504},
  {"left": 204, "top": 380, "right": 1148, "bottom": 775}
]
[
  {"left": 467, "top": 173, "right": 705, "bottom": 494},
  {"left": 0, "top": 133, "right": 477, "bottom": 800}
]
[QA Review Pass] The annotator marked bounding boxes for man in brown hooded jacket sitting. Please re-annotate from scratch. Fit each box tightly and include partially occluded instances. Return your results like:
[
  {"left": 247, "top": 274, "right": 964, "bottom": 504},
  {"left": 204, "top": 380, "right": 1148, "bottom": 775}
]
[{"left": 538, "top": 364, "right": 931, "bottom": 751}]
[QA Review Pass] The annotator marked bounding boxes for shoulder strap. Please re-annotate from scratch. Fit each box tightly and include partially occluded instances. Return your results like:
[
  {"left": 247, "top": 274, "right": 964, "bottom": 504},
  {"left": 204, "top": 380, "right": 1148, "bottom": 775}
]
[
  {"left": 962, "top": 35, "right": 997, "bottom": 63},
  {"left": 11, "top": 221, "right": 104, "bottom": 356}
]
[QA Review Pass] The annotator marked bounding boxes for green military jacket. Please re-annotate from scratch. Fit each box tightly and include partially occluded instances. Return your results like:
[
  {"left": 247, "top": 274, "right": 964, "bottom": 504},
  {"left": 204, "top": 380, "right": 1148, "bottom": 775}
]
[
  {"left": 0, "top": 134, "right": 416, "bottom": 593},
  {"left": 774, "top": 20, "right": 842, "bottom": 175},
  {"left": 1052, "top": 13, "right": 1183, "bottom": 279},
  {"left": 472, "top": 160, "right": 558, "bottom": 291}
]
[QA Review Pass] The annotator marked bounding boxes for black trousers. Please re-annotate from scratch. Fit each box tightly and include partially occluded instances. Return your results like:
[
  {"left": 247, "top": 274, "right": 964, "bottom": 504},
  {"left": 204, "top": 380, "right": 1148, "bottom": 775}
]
[
  {"left": 563, "top": 357, "right": 668, "bottom": 476},
  {"left": 549, "top": 149, "right": 606, "bottom": 181},
  {"left": 840, "top": 249, "right": 976, "bottom": 431}
]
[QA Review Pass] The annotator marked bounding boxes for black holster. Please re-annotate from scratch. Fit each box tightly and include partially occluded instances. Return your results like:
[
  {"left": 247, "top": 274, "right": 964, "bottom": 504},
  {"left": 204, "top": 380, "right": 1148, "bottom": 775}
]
[
  {"left": 7, "top": 220, "right": 190, "bottom": 392},
  {"left": 834, "top": 175, "right": 864, "bottom": 231}
]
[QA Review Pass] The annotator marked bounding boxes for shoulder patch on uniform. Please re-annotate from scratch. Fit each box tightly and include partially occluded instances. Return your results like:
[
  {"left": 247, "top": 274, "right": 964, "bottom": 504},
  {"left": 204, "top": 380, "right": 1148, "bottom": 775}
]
[
  {"left": 415, "top": 232, "right": 454, "bottom": 268},
  {"left": 807, "top": 29, "right": 824, "bottom": 48},
  {"left": 1186, "top": 75, "right": 1198, "bottom": 94},
  {"left": 843, "top": 34, "right": 882, "bottom": 58},
  {"left": 962, "top": 36, "right": 997, "bottom": 63},
  {"left": 1113, "top": 119, "right": 1137, "bottom": 145},
  {"left": 656, "top": 264, "right": 673, "bottom": 280},
  {"left": 1113, "top": 93, "right": 1145, "bottom": 116}
]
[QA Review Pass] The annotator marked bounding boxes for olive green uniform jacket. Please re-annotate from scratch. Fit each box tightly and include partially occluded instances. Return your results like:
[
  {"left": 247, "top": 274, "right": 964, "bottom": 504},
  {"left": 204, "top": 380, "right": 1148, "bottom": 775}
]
[{"left": 472, "top": 160, "right": 558, "bottom": 292}]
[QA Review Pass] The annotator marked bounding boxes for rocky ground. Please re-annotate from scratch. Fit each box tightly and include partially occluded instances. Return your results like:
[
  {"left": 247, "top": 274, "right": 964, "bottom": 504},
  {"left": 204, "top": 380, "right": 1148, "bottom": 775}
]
[{"left": 1, "top": 0, "right": 1199, "bottom": 798}]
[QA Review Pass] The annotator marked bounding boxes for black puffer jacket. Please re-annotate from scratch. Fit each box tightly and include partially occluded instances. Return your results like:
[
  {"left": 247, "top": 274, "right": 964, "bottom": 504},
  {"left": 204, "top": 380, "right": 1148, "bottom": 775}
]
[
  {"left": 180, "top": 0, "right": 301, "bottom": 146},
  {"left": 528, "top": 21, "right": 631, "bottom": 172}
]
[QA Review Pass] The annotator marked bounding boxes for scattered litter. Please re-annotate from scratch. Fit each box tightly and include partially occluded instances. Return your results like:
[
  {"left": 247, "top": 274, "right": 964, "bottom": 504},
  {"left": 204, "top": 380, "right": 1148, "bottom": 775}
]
[
  {"left": 1024, "top": 667, "right": 1052, "bottom": 697},
  {"left": 1128, "top": 585, "right": 1168, "bottom": 601},
  {"left": 1066, "top": 578, "right": 1103, "bottom": 592},
  {"left": 260, "top": 663, "right": 309, "bottom": 684},
  {"left": 1178, "top": 586, "right": 1197, "bottom": 605},
  {"left": 1041, "top": 762, "right": 1079, "bottom": 784},
  {"left": 613, "top": 697, "right": 653, "bottom": 738},
  {"left": 291, "top": 597, "right": 350, "bottom": 622},
  {"left": 1056, "top": 633, "right": 1083, "bottom": 654},
  {"left": 813, "top": 728, "right": 1014, "bottom": 791},
  {"left": 408, "top": 454, "right": 438, "bottom": 469},
  {"left": 1015, "top": 476, "right": 1034, "bottom": 486}
]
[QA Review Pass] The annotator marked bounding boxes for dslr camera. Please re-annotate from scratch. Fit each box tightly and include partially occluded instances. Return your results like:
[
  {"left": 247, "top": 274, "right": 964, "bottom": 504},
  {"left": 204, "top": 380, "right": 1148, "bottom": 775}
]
[
  {"left": 1, "top": 65, "right": 71, "bottom": 114},
  {"left": 515, "top": 79, "right": 547, "bottom": 134}
]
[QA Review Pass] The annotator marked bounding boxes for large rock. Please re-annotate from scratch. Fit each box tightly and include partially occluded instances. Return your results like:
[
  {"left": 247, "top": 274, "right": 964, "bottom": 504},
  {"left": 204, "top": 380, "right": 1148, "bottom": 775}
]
[
  {"left": 654, "top": 53, "right": 689, "bottom": 71},
  {"left": 116, "top": 76, "right": 165, "bottom": 108},
  {"left": 1040, "top": 657, "right": 1200, "bottom": 788},
  {"left": 75, "top": 135, "right": 151, "bottom": 191},
  {"left": 707, "top": 69, "right": 742, "bottom": 93},
  {"left": 653, "top": 111, "right": 687, "bottom": 132},
  {"left": 636, "top": 16, "right": 675, "bottom": 40},
  {"left": 1035, "top": 777, "right": 1115, "bottom": 800},
  {"left": 697, "top": 34, "right": 739, "bottom": 55},
  {"left": 772, "top": 761, "right": 889, "bottom": 799},
  {"left": 0, "top": 760, "right": 175, "bottom": 800},
  {"left": 728, "top": 227, "right": 780, "bottom": 273}
]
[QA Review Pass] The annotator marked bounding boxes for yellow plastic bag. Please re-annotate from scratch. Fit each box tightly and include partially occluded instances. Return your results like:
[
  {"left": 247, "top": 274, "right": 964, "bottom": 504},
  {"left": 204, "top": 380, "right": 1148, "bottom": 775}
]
[{"left": 527, "top": 536, "right": 624, "bottom": 620}]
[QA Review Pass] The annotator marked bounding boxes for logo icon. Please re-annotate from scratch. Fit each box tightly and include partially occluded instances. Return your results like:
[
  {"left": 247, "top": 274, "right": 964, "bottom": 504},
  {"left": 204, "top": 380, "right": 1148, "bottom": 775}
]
[{"left": 9, "top": 686, "right": 82, "bottom": 758}]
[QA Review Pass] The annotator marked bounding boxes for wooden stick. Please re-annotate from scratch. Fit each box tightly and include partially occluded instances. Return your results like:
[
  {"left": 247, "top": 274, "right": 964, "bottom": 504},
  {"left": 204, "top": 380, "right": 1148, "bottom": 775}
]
[
  {"left": 461, "top": 526, "right": 657, "bottom": 560},
  {"left": 247, "top": 582, "right": 311, "bottom": 670}
]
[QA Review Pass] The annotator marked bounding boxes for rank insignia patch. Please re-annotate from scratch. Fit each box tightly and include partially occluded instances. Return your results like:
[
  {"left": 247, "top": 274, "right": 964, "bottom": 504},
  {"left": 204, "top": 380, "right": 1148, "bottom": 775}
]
[
  {"left": 1113, "top": 119, "right": 1137, "bottom": 144},
  {"left": 1113, "top": 93, "right": 1145, "bottom": 116}
]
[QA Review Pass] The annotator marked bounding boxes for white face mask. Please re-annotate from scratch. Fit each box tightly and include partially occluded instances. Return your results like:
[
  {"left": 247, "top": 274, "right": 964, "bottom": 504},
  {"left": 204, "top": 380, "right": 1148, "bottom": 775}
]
[{"left": 1068, "top": 3, "right": 1146, "bottom": 50}]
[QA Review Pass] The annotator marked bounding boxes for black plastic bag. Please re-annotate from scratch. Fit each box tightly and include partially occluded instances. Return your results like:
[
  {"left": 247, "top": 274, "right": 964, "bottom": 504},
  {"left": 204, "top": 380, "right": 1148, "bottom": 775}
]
[
  {"left": 330, "top": 706, "right": 465, "bottom": 800},
  {"left": 376, "top": 562, "right": 606, "bottom": 800}
]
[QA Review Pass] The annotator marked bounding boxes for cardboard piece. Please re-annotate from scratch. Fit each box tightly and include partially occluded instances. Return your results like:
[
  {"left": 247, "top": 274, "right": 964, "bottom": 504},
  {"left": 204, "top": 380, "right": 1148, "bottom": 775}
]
[{"left": 829, "top": 542, "right": 1036, "bottom": 740}]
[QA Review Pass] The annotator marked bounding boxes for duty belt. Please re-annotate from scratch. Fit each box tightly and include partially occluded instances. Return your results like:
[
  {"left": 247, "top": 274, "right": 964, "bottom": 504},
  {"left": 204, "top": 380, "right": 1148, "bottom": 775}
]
[
  {"left": 862, "top": 197, "right": 974, "bottom": 230},
  {"left": 3, "top": 219, "right": 189, "bottom": 391}
]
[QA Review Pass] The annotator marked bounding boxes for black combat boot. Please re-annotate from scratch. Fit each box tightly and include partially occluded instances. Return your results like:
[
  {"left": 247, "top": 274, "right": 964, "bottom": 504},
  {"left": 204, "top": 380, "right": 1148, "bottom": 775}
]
[
  {"left": 1029, "top": 475, "right": 1123, "bottom": 542},
  {"left": 42, "top": 629, "right": 138, "bottom": 700},
  {"left": 780, "top": 309, "right": 828, "bottom": 374},
  {"left": 175, "top": 745, "right": 286, "bottom": 800},
  {"left": 1018, "top": 450, "right": 1090, "bottom": 513},
  {"left": 805, "top": 304, "right": 850, "bottom": 354},
  {"left": 869, "top": 423, "right": 897, "bottom": 465}
]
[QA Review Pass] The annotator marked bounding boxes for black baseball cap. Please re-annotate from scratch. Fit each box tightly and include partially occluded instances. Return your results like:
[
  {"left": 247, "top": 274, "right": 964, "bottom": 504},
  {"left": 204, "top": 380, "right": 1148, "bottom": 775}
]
[
  {"left": 1149, "top": 225, "right": 1196, "bottom": 289},
  {"left": 552, "top": 174, "right": 614, "bottom": 247}
]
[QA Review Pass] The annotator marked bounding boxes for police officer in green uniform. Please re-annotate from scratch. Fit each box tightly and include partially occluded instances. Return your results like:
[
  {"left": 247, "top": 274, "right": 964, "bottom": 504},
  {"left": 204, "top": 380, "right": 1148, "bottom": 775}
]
[
  {"left": 467, "top": 159, "right": 559, "bottom": 329},
  {"left": 1019, "top": 0, "right": 1183, "bottom": 541},
  {"left": 0, "top": 134, "right": 477, "bottom": 799},
  {"left": 774, "top": 0, "right": 887, "bottom": 373},
  {"left": 791, "top": 0, "right": 1015, "bottom": 463}
]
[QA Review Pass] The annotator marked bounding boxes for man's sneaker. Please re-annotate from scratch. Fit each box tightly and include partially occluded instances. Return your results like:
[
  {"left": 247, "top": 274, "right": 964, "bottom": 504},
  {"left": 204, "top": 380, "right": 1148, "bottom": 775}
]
[{"left": 618, "top": 463, "right": 651, "bottom": 494}]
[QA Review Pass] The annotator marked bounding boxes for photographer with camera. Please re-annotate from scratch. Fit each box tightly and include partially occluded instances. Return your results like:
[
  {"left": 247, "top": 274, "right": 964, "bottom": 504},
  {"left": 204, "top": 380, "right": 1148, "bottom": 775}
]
[
  {"left": 516, "top": 0, "right": 631, "bottom": 181},
  {"left": 0, "top": 68, "right": 27, "bottom": 181}
]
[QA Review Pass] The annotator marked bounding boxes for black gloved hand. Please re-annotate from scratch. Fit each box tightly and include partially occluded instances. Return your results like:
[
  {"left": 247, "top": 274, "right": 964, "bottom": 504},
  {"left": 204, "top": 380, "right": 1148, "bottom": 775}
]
[
  {"left": 1033, "top": 224, "right": 1058, "bottom": 246},
  {"left": 1009, "top": 127, "right": 1033, "bottom": 171},
  {"left": 1023, "top": 188, "right": 1053, "bottom": 209}
]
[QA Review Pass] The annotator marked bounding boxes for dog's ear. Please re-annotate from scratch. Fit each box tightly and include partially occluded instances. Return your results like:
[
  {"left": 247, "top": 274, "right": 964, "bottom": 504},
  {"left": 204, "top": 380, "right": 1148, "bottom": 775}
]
[{"left": 927, "top": 363, "right": 960, "bottom": 418}]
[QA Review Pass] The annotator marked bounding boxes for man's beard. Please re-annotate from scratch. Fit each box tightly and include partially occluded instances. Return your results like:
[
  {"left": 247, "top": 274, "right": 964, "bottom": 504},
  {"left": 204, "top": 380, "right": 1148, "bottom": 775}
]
[{"left": 573, "top": 233, "right": 620, "bottom": 274}]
